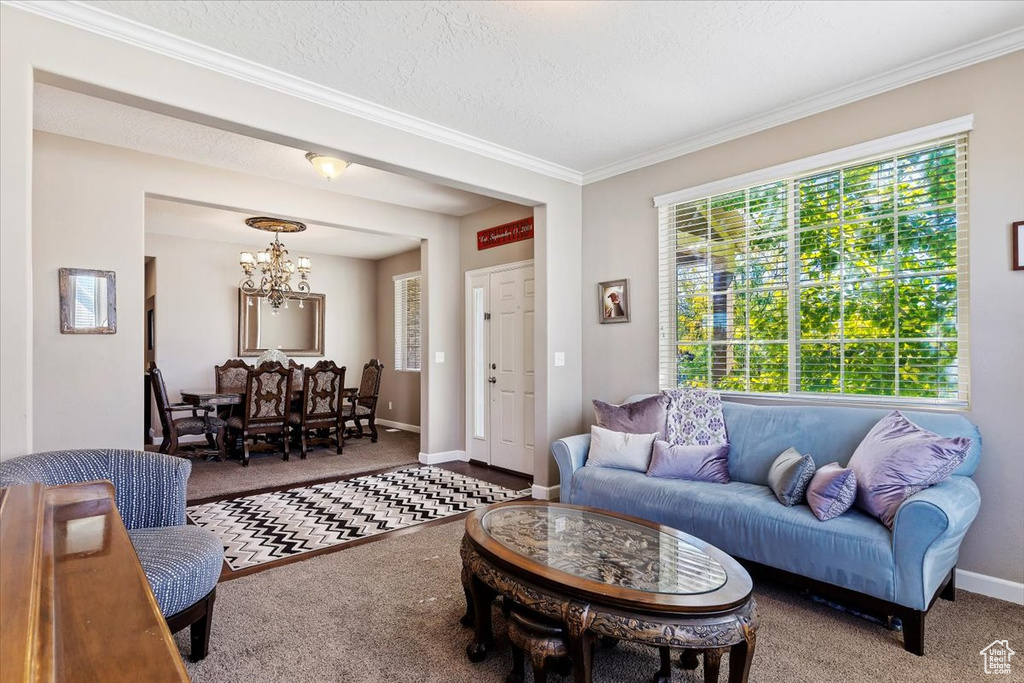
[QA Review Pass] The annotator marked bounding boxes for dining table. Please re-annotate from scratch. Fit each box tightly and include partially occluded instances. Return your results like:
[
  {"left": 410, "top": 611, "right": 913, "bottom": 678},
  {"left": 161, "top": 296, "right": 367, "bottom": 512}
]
[{"left": 179, "top": 387, "right": 361, "bottom": 460}]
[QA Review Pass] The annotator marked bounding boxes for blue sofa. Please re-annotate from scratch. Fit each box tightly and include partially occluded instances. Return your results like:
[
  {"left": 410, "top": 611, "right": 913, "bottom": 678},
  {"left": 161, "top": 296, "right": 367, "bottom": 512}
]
[
  {"left": 0, "top": 449, "right": 224, "bottom": 661},
  {"left": 552, "top": 400, "right": 981, "bottom": 655}
]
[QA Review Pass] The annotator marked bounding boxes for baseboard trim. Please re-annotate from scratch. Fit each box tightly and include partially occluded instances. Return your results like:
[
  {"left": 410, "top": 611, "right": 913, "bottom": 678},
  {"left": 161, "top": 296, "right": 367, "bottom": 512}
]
[
  {"left": 376, "top": 419, "right": 421, "bottom": 434},
  {"left": 957, "top": 569, "right": 1024, "bottom": 605},
  {"left": 418, "top": 450, "right": 469, "bottom": 465},
  {"left": 531, "top": 484, "right": 561, "bottom": 501}
]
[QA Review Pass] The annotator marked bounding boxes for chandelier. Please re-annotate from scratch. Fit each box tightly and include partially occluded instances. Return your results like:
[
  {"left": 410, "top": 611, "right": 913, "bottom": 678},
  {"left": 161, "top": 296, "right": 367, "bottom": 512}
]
[{"left": 238, "top": 217, "right": 312, "bottom": 312}]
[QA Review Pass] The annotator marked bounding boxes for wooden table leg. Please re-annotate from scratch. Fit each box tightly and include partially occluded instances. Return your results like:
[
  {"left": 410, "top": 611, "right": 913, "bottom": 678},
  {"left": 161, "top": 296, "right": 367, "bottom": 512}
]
[
  {"left": 565, "top": 603, "right": 595, "bottom": 683},
  {"left": 703, "top": 647, "right": 724, "bottom": 683},
  {"left": 459, "top": 564, "right": 474, "bottom": 628},
  {"left": 728, "top": 633, "right": 756, "bottom": 683},
  {"left": 466, "top": 573, "right": 496, "bottom": 662},
  {"left": 653, "top": 646, "right": 672, "bottom": 683}
]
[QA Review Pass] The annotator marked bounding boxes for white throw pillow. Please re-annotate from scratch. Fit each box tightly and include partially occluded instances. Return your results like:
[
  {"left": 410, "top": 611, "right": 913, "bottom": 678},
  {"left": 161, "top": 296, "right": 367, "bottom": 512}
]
[{"left": 585, "top": 425, "right": 658, "bottom": 473}]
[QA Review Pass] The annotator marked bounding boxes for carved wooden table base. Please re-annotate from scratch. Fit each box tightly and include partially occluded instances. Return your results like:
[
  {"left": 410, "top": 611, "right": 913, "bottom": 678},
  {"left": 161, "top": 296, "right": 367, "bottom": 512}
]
[{"left": 460, "top": 536, "right": 758, "bottom": 683}]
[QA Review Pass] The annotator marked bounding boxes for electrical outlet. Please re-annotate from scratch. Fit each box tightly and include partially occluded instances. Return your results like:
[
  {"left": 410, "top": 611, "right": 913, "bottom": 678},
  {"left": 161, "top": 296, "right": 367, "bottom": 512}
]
[
  {"left": 554, "top": 352, "right": 565, "bottom": 367},
  {"left": 388, "top": 401, "right": 393, "bottom": 410},
  {"left": 435, "top": 351, "right": 445, "bottom": 363}
]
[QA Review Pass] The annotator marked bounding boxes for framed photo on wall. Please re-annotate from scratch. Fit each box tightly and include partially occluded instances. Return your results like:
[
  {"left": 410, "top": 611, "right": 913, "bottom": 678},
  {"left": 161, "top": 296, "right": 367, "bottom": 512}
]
[
  {"left": 1014, "top": 221, "right": 1024, "bottom": 271},
  {"left": 598, "top": 279, "right": 630, "bottom": 323}
]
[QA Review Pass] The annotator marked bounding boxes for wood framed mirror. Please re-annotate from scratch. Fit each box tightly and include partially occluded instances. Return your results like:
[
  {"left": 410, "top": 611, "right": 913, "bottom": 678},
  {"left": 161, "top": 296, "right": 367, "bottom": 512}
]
[
  {"left": 238, "top": 290, "right": 325, "bottom": 357},
  {"left": 59, "top": 268, "right": 117, "bottom": 334}
]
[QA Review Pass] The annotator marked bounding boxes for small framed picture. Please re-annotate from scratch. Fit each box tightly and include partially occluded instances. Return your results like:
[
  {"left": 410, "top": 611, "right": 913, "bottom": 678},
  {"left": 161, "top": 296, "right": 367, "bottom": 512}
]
[
  {"left": 598, "top": 279, "right": 629, "bottom": 324},
  {"left": 1014, "top": 221, "right": 1024, "bottom": 271}
]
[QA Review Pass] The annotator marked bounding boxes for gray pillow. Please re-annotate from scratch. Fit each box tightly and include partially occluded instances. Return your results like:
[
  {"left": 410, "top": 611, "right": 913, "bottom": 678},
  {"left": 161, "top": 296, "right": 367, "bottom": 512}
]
[
  {"left": 593, "top": 394, "right": 668, "bottom": 435},
  {"left": 767, "top": 447, "right": 816, "bottom": 506},
  {"left": 585, "top": 425, "right": 658, "bottom": 473}
]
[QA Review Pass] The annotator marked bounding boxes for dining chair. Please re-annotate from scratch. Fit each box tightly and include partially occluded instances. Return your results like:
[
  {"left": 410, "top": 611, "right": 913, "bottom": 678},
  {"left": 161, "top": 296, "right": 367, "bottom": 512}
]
[
  {"left": 341, "top": 359, "right": 385, "bottom": 443},
  {"left": 289, "top": 360, "right": 346, "bottom": 458},
  {"left": 214, "top": 358, "right": 251, "bottom": 419},
  {"left": 288, "top": 360, "right": 306, "bottom": 397},
  {"left": 226, "top": 361, "right": 292, "bottom": 467},
  {"left": 149, "top": 363, "right": 226, "bottom": 459}
]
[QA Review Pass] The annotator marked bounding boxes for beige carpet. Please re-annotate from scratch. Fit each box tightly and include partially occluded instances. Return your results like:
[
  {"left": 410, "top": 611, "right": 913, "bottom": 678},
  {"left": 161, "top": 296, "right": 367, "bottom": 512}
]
[
  {"left": 176, "top": 520, "right": 1023, "bottom": 683},
  {"left": 184, "top": 428, "right": 420, "bottom": 502}
]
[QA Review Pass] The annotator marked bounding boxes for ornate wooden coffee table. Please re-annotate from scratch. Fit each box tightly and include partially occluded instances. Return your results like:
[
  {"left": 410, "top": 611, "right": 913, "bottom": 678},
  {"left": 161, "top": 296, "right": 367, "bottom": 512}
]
[{"left": 460, "top": 501, "right": 758, "bottom": 683}]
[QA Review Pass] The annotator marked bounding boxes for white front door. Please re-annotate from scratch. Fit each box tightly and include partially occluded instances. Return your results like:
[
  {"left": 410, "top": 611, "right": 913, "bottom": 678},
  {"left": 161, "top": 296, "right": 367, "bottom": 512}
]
[{"left": 466, "top": 263, "right": 535, "bottom": 475}]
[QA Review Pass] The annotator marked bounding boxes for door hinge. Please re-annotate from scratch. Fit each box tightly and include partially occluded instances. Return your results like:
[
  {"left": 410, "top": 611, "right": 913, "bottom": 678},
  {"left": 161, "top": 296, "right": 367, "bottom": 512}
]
[{"left": 483, "top": 312, "right": 491, "bottom": 320}]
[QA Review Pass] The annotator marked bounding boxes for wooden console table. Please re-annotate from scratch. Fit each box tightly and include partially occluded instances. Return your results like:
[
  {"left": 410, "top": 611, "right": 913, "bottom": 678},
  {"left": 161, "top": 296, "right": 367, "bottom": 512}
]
[{"left": 0, "top": 481, "right": 190, "bottom": 683}]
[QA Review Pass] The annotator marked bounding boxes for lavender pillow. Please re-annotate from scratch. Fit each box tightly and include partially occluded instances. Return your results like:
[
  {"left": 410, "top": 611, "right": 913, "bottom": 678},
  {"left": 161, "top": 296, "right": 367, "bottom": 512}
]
[
  {"left": 806, "top": 463, "right": 857, "bottom": 521},
  {"left": 848, "top": 411, "right": 971, "bottom": 529},
  {"left": 646, "top": 440, "right": 730, "bottom": 483},
  {"left": 593, "top": 394, "right": 668, "bottom": 435}
]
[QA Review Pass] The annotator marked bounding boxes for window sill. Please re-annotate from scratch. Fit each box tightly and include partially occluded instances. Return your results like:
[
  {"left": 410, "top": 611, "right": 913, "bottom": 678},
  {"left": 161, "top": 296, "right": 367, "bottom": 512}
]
[
  {"left": 715, "top": 391, "right": 969, "bottom": 413},
  {"left": 395, "top": 369, "right": 421, "bottom": 374}
]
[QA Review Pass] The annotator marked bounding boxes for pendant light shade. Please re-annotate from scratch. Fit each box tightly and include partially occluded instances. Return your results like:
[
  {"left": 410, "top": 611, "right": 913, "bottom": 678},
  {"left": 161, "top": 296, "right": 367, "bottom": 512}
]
[{"left": 305, "top": 152, "right": 349, "bottom": 181}]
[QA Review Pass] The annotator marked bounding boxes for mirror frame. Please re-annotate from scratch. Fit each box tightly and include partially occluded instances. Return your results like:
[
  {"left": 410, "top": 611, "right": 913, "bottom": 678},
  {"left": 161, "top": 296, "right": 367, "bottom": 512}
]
[
  {"left": 58, "top": 268, "right": 117, "bottom": 334},
  {"left": 237, "top": 290, "right": 325, "bottom": 357}
]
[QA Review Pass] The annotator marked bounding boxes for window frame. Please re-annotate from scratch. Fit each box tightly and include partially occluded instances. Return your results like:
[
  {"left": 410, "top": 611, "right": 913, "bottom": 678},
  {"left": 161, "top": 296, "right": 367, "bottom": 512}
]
[
  {"left": 393, "top": 271, "right": 422, "bottom": 373},
  {"left": 656, "top": 117, "right": 972, "bottom": 409}
]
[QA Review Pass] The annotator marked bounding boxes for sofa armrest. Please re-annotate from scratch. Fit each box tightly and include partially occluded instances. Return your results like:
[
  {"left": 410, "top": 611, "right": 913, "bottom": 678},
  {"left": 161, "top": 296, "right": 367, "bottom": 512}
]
[
  {"left": 551, "top": 434, "right": 591, "bottom": 503},
  {"left": 891, "top": 475, "right": 980, "bottom": 610}
]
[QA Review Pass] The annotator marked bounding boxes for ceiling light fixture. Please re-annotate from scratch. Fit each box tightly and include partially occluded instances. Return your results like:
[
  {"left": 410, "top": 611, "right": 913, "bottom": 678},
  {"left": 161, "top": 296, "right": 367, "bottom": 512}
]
[
  {"left": 239, "top": 217, "right": 312, "bottom": 312},
  {"left": 305, "top": 152, "right": 349, "bottom": 181}
]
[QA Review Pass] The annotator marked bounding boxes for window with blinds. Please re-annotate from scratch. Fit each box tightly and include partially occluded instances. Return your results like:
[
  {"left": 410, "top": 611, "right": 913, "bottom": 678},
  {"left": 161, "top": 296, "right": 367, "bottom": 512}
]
[
  {"left": 394, "top": 272, "right": 421, "bottom": 372},
  {"left": 657, "top": 131, "right": 969, "bottom": 405}
]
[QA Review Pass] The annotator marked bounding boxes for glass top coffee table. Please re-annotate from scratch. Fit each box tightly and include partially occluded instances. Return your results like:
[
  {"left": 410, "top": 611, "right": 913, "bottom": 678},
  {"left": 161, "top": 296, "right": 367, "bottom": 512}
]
[{"left": 460, "top": 501, "right": 758, "bottom": 683}]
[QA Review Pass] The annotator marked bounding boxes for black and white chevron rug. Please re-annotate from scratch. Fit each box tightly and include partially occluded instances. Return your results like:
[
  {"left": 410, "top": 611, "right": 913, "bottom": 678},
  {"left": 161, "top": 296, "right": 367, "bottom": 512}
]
[{"left": 187, "top": 466, "right": 530, "bottom": 571}]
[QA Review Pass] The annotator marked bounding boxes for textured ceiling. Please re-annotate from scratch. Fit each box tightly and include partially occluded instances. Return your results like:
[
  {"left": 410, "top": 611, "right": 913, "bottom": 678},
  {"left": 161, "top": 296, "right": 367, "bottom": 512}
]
[
  {"left": 145, "top": 198, "right": 421, "bottom": 260},
  {"left": 83, "top": 0, "right": 1024, "bottom": 174},
  {"left": 33, "top": 84, "right": 500, "bottom": 217}
]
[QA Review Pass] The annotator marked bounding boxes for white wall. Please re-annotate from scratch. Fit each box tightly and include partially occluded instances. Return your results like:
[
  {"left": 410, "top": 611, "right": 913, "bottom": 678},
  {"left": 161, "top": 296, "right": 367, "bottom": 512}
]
[
  {"left": 2, "top": 7, "right": 583, "bottom": 486},
  {"left": 30, "top": 130, "right": 459, "bottom": 454},
  {"left": 582, "top": 53, "right": 1024, "bottom": 584},
  {"left": 145, "top": 232, "right": 378, "bottom": 437}
]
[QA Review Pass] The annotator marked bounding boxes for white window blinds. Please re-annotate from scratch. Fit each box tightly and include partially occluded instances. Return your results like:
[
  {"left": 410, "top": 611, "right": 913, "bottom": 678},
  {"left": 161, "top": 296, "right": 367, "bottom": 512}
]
[
  {"left": 657, "top": 131, "right": 969, "bottom": 406},
  {"left": 394, "top": 273, "right": 421, "bottom": 372}
]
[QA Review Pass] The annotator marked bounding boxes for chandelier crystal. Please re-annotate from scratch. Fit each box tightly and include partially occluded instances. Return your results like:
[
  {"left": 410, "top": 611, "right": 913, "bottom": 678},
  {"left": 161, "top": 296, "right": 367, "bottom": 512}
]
[{"left": 238, "top": 217, "right": 312, "bottom": 313}]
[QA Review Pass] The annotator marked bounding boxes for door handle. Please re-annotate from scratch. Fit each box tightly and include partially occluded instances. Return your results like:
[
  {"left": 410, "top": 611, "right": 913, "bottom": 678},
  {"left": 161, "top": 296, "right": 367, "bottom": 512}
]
[{"left": 488, "top": 377, "right": 497, "bottom": 384}]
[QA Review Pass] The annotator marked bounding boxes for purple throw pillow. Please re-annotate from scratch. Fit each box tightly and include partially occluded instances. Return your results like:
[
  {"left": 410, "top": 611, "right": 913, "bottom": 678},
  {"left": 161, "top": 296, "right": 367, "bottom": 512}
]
[
  {"left": 593, "top": 394, "right": 668, "bottom": 435},
  {"left": 806, "top": 463, "right": 857, "bottom": 521},
  {"left": 646, "top": 440, "right": 730, "bottom": 483},
  {"left": 848, "top": 411, "right": 971, "bottom": 529}
]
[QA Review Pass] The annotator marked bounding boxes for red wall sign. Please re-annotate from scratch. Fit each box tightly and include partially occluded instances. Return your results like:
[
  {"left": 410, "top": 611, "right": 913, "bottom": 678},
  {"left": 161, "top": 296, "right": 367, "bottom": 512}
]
[{"left": 477, "top": 217, "right": 534, "bottom": 251}]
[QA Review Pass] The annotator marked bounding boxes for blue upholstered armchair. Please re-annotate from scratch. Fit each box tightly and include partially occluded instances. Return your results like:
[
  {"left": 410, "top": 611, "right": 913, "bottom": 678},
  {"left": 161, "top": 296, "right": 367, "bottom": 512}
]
[{"left": 0, "top": 449, "right": 224, "bottom": 662}]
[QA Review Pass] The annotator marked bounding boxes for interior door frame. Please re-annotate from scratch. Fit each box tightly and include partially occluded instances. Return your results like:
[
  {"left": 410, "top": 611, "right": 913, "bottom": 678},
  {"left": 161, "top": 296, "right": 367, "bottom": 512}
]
[{"left": 464, "top": 258, "right": 535, "bottom": 470}]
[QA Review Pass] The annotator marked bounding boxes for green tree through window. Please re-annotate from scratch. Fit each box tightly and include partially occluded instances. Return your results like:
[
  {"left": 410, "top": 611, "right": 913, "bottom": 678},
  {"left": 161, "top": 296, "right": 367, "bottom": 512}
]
[{"left": 661, "top": 138, "right": 966, "bottom": 403}]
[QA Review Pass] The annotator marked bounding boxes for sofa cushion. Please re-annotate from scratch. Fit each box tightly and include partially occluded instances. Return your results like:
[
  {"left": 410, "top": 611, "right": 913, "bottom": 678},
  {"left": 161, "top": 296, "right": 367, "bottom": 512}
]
[
  {"left": 806, "top": 463, "right": 858, "bottom": 521},
  {"left": 767, "top": 448, "right": 815, "bottom": 506},
  {"left": 646, "top": 440, "right": 729, "bottom": 483},
  {"left": 570, "top": 466, "right": 896, "bottom": 602},
  {"left": 585, "top": 426, "right": 657, "bottom": 473},
  {"left": 593, "top": 394, "right": 667, "bottom": 435},
  {"left": 128, "top": 525, "right": 224, "bottom": 617},
  {"left": 848, "top": 411, "right": 971, "bottom": 529},
  {"left": 721, "top": 402, "right": 981, "bottom": 486}
]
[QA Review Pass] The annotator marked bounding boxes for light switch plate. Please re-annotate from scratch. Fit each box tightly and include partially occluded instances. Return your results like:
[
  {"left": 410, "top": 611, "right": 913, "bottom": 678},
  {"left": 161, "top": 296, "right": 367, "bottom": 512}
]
[
  {"left": 554, "top": 352, "right": 565, "bottom": 367},
  {"left": 435, "top": 351, "right": 445, "bottom": 363}
]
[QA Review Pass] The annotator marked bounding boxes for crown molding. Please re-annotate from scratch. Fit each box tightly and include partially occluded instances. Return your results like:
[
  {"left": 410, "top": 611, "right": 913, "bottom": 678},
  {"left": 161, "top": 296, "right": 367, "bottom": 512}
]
[
  {"left": 583, "top": 27, "right": 1024, "bottom": 184},
  {"left": 3, "top": 0, "right": 584, "bottom": 185}
]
